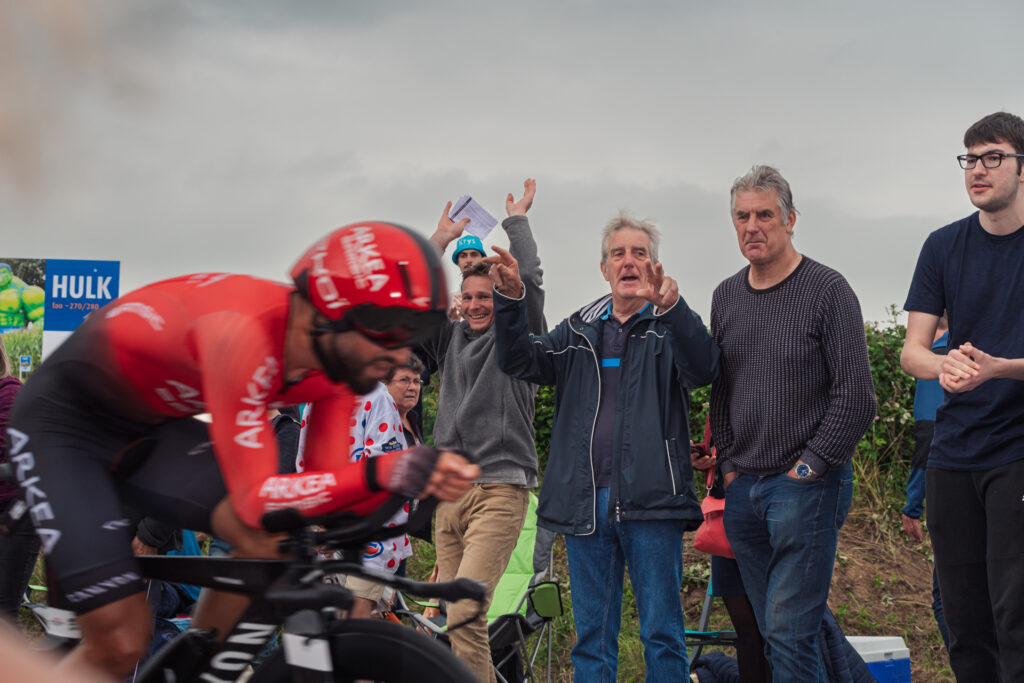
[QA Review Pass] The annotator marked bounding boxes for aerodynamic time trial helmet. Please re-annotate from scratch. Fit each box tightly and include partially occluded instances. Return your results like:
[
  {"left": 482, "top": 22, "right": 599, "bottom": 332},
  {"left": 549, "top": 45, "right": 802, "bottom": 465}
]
[{"left": 290, "top": 222, "right": 449, "bottom": 349}]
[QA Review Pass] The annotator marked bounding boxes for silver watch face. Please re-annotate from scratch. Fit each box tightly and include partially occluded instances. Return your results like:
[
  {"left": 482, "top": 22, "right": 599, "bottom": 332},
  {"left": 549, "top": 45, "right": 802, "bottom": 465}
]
[{"left": 795, "top": 463, "right": 812, "bottom": 479}]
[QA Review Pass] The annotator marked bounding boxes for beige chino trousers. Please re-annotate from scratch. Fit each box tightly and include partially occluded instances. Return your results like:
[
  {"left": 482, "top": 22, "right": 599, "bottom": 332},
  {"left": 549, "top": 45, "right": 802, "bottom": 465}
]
[{"left": 435, "top": 483, "right": 530, "bottom": 683}]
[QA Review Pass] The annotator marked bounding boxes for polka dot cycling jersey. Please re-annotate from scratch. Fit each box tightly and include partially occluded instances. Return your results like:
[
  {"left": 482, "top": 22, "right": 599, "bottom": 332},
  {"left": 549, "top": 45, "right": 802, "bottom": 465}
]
[{"left": 296, "top": 384, "right": 411, "bottom": 571}]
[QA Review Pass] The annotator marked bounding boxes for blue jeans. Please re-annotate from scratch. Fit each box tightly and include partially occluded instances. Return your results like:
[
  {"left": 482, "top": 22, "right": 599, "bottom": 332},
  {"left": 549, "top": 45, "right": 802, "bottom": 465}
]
[
  {"left": 724, "top": 463, "right": 853, "bottom": 683},
  {"left": 563, "top": 487, "right": 688, "bottom": 683},
  {"left": 931, "top": 567, "right": 949, "bottom": 650}
]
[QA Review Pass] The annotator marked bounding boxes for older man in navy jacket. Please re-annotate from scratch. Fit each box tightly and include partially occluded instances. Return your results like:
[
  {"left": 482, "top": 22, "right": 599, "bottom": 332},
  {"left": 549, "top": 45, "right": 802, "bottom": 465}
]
[{"left": 489, "top": 212, "right": 719, "bottom": 683}]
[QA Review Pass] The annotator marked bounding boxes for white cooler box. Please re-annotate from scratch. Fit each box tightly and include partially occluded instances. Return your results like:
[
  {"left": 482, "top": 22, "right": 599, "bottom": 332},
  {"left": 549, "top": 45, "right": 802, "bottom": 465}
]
[{"left": 846, "top": 636, "right": 911, "bottom": 683}]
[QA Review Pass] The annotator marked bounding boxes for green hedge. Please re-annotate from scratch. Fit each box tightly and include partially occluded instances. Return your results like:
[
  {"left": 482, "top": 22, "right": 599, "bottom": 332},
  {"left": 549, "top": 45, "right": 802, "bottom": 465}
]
[
  {"left": 531, "top": 308, "right": 915, "bottom": 500},
  {"left": 423, "top": 308, "right": 915, "bottom": 503}
]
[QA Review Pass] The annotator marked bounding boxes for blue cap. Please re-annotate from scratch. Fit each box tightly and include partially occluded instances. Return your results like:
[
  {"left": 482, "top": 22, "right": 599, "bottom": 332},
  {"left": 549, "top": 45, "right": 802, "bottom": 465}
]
[{"left": 451, "top": 235, "right": 487, "bottom": 264}]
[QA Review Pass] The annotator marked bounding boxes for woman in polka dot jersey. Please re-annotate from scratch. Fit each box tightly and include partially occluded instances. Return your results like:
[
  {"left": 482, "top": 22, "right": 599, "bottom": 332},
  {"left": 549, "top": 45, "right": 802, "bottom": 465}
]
[{"left": 295, "top": 363, "right": 419, "bottom": 618}]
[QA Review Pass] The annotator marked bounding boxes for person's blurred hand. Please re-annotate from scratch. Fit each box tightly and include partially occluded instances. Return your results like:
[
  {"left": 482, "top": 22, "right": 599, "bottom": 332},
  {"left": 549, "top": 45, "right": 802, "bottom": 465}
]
[{"left": 902, "top": 513, "right": 924, "bottom": 542}]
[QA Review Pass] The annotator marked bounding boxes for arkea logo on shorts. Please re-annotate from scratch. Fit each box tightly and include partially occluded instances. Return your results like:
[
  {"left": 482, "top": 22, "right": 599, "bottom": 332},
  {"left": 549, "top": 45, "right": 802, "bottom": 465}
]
[
  {"left": 65, "top": 571, "right": 141, "bottom": 604},
  {"left": 7, "top": 429, "right": 61, "bottom": 555}
]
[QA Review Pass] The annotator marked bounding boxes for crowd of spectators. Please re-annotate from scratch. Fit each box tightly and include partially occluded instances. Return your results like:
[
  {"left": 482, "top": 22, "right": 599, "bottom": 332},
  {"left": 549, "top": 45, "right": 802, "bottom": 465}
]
[{"left": 3, "top": 110, "right": 1024, "bottom": 683}]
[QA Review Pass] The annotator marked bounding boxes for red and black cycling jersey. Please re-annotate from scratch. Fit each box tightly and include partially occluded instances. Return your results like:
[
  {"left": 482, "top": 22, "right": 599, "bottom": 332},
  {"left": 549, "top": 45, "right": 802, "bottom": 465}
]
[{"left": 75, "top": 272, "right": 390, "bottom": 527}]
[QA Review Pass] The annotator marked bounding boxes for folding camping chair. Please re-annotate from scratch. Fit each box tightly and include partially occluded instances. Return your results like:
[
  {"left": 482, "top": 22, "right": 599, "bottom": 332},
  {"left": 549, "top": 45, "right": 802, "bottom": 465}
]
[
  {"left": 392, "top": 493, "right": 565, "bottom": 683},
  {"left": 685, "top": 576, "right": 739, "bottom": 666}
]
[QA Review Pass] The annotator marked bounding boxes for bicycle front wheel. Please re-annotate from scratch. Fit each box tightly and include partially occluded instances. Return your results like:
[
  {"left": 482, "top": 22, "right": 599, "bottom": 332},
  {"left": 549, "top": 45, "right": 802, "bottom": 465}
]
[{"left": 250, "top": 618, "right": 479, "bottom": 683}]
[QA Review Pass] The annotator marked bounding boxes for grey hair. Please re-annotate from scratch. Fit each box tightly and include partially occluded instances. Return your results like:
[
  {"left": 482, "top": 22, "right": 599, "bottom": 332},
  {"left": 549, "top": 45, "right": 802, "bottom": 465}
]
[
  {"left": 600, "top": 211, "right": 661, "bottom": 264},
  {"left": 729, "top": 165, "right": 798, "bottom": 220},
  {"left": 385, "top": 353, "right": 426, "bottom": 382}
]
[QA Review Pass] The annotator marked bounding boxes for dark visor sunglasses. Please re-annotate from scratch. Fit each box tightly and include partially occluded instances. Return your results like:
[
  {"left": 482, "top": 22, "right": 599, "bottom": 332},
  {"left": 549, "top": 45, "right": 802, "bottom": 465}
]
[{"left": 315, "top": 305, "right": 446, "bottom": 349}]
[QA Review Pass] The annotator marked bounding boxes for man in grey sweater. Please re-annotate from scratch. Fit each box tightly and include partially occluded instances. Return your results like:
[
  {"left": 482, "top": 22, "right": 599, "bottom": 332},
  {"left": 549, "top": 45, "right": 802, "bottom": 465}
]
[{"left": 420, "top": 179, "right": 545, "bottom": 682}]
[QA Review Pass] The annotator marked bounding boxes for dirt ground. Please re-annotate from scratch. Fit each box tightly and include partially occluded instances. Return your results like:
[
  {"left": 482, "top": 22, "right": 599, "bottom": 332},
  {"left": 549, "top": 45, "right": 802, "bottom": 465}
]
[{"left": 829, "top": 510, "right": 952, "bottom": 682}]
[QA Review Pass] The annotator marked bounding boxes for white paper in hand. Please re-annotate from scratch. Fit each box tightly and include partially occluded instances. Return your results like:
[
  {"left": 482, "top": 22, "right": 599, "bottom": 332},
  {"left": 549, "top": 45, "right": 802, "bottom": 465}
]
[{"left": 448, "top": 196, "right": 498, "bottom": 239}]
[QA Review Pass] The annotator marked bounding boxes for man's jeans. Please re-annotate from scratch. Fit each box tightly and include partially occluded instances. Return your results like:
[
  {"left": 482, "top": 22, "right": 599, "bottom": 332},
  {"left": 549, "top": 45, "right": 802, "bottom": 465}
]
[
  {"left": 563, "top": 487, "right": 688, "bottom": 683},
  {"left": 724, "top": 463, "right": 853, "bottom": 682}
]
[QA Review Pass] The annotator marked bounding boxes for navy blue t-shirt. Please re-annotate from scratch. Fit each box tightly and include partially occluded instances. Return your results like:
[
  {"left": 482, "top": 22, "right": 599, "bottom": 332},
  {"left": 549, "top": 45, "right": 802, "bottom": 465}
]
[{"left": 904, "top": 212, "right": 1024, "bottom": 471}]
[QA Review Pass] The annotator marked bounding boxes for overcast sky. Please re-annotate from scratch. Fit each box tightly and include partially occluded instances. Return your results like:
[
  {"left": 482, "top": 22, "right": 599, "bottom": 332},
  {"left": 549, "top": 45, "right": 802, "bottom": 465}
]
[{"left": 3, "top": 1, "right": 1022, "bottom": 324}]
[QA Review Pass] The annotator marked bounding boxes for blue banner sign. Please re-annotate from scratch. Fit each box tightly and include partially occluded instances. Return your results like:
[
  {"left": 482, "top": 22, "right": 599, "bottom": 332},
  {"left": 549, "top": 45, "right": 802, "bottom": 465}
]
[{"left": 44, "top": 259, "right": 121, "bottom": 331}]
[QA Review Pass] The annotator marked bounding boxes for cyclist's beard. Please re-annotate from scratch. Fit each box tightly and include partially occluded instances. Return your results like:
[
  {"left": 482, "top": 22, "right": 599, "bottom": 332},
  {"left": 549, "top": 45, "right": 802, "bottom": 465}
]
[{"left": 311, "top": 335, "right": 380, "bottom": 394}]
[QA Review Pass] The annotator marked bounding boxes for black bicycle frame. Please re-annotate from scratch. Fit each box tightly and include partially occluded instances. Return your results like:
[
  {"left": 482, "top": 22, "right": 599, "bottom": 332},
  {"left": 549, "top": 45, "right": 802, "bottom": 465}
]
[{"left": 134, "top": 552, "right": 486, "bottom": 682}]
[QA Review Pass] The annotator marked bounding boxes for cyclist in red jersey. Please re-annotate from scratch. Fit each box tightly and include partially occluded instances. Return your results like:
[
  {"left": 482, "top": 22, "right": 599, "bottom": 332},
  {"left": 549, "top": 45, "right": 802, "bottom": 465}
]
[{"left": 4, "top": 222, "right": 480, "bottom": 678}]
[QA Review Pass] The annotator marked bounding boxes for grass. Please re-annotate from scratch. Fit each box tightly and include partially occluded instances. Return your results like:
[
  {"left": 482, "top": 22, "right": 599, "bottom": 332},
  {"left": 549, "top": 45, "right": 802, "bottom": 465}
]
[{"left": 19, "top": 554, "right": 48, "bottom": 639}]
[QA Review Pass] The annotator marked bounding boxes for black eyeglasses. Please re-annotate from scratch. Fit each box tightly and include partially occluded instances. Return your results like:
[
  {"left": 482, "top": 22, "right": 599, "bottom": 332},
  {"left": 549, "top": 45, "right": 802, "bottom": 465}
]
[{"left": 957, "top": 152, "right": 1024, "bottom": 170}]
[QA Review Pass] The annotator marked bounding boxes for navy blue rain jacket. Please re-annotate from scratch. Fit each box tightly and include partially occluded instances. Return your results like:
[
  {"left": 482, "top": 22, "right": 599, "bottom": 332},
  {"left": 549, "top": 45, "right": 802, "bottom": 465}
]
[{"left": 494, "top": 290, "right": 720, "bottom": 536}]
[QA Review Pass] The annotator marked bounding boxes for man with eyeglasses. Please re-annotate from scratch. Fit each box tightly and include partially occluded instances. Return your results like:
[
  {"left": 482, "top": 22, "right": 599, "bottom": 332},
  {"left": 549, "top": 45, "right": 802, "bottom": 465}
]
[
  {"left": 419, "top": 179, "right": 546, "bottom": 682},
  {"left": 901, "top": 111, "right": 1024, "bottom": 681}
]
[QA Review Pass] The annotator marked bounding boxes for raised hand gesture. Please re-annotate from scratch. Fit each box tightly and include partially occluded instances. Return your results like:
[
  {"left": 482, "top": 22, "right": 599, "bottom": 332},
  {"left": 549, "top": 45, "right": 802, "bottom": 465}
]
[
  {"left": 483, "top": 245, "right": 522, "bottom": 297},
  {"left": 506, "top": 178, "right": 536, "bottom": 217},
  {"left": 431, "top": 200, "right": 471, "bottom": 251},
  {"left": 636, "top": 261, "right": 679, "bottom": 310}
]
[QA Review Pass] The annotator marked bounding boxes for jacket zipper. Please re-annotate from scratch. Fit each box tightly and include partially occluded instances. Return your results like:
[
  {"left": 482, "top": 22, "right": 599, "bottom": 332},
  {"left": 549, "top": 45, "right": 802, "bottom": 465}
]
[
  {"left": 575, "top": 319, "right": 601, "bottom": 536},
  {"left": 664, "top": 440, "right": 677, "bottom": 496}
]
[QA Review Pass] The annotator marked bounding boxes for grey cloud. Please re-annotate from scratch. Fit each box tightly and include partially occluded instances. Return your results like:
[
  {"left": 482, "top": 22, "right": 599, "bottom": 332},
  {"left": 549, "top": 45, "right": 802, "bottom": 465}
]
[{"left": 2, "top": 0, "right": 1017, "bottom": 331}]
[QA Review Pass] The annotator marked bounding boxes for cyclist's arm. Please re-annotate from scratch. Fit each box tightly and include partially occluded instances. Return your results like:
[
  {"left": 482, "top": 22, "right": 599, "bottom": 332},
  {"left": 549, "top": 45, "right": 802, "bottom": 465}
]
[
  {"left": 195, "top": 313, "right": 390, "bottom": 528},
  {"left": 303, "top": 391, "right": 476, "bottom": 506}
]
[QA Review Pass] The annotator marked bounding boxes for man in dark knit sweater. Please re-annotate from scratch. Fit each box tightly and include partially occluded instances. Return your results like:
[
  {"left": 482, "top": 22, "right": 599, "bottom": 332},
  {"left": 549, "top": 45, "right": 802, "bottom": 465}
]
[
  {"left": 901, "top": 112, "right": 1024, "bottom": 681},
  {"left": 710, "top": 165, "right": 876, "bottom": 682}
]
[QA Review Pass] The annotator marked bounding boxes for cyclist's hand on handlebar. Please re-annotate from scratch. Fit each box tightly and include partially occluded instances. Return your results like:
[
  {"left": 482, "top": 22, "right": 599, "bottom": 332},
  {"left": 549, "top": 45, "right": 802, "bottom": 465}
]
[
  {"left": 376, "top": 446, "right": 479, "bottom": 500},
  {"left": 423, "top": 451, "right": 479, "bottom": 501}
]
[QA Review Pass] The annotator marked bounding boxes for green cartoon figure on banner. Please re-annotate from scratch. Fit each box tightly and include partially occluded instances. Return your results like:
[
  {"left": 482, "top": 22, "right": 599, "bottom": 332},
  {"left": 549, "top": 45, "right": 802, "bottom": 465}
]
[{"left": 0, "top": 263, "right": 45, "bottom": 328}]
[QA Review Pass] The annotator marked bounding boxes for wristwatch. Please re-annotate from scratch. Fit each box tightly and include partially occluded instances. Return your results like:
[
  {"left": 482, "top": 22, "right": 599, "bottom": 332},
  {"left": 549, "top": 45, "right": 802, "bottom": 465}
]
[{"left": 793, "top": 461, "right": 819, "bottom": 481}]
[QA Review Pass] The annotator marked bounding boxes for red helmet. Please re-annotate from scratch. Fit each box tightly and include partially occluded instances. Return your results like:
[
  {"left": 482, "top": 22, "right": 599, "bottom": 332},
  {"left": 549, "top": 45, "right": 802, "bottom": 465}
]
[{"left": 291, "top": 222, "right": 449, "bottom": 349}]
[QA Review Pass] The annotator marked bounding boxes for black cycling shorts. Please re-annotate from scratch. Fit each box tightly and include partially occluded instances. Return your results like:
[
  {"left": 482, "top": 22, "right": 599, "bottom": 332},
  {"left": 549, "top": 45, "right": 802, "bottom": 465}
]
[{"left": 7, "top": 360, "right": 227, "bottom": 614}]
